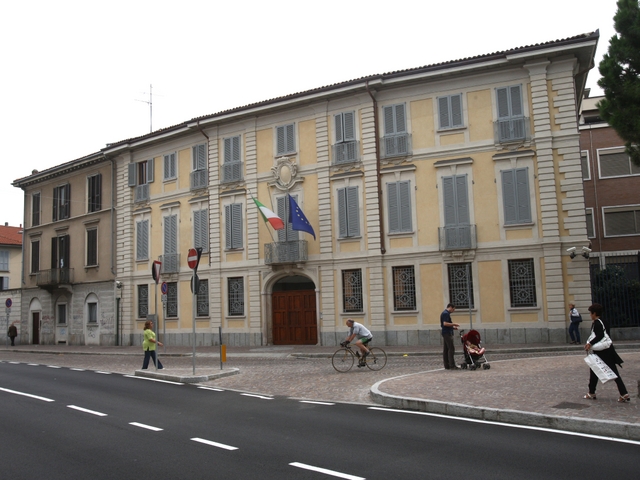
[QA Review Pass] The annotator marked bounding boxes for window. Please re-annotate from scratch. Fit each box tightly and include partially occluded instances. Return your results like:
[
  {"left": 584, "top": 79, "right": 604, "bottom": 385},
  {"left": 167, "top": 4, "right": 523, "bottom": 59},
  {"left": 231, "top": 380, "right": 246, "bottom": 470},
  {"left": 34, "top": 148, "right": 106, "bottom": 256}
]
[
  {"left": 194, "top": 209, "right": 208, "bottom": 252},
  {"left": 138, "top": 284, "right": 148, "bottom": 318},
  {"left": 508, "top": 259, "right": 537, "bottom": 308},
  {"left": 57, "top": 304, "right": 67, "bottom": 325},
  {"left": 53, "top": 184, "right": 71, "bottom": 221},
  {"left": 604, "top": 207, "right": 640, "bottom": 236},
  {"left": 86, "top": 228, "right": 98, "bottom": 266},
  {"left": 598, "top": 150, "right": 640, "bottom": 178},
  {"left": 32, "top": 193, "right": 40, "bottom": 227},
  {"left": 223, "top": 136, "right": 242, "bottom": 182},
  {"left": 438, "top": 94, "right": 463, "bottom": 129},
  {"left": 277, "top": 195, "right": 299, "bottom": 242},
  {"left": 128, "top": 160, "right": 154, "bottom": 202},
  {"left": 586, "top": 209, "right": 595, "bottom": 238},
  {"left": 581, "top": 151, "right": 590, "bottom": 180},
  {"left": 496, "top": 85, "right": 525, "bottom": 142},
  {"left": 0, "top": 277, "right": 8, "bottom": 290},
  {"left": 448, "top": 263, "right": 474, "bottom": 309},
  {"left": 163, "top": 215, "right": 178, "bottom": 272},
  {"left": 136, "top": 220, "right": 149, "bottom": 261},
  {"left": 51, "top": 235, "right": 70, "bottom": 269},
  {"left": 442, "top": 175, "right": 471, "bottom": 248},
  {"left": 387, "top": 181, "right": 412, "bottom": 233},
  {"left": 166, "top": 282, "right": 178, "bottom": 318},
  {"left": 392, "top": 266, "right": 416, "bottom": 311},
  {"left": 228, "top": 277, "right": 244, "bottom": 316},
  {"left": 31, "top": 240, "right": 40, "bottom": 274},
  {"left": 0, "top": 251, "right": 8, "bottom": 271},
  {"left": 276, "top": 124, "right": 296, "bottom": 155},
  {"left": 501, "top": 168, "right": 531, "bottom": 225},
  {"left": 333, "top": 112, "right": 358, "bottom": 163},
  {"left": 88, "top": 174, "right": 102, "bottom": 212},
  {"left": 383, "top": 104, "right": 409, "bottom": 157},
  {"left": 342, "top": 269, "right": 363, "bottom": 312},
  {"left": 191, "top": 144, "right": 207, "bottom": 189},
  {"left": 225, "top": 204, "right": 243, "bottom": 250},
  {"left": 163, "top": 153, "right": 177, "bottom": 180},
  {"left": 197, "top": 279, "right": 209, "bottom": 317},
  {"left": 337, "top": 186, "right": 360, "bottom": 238},
  {"left": 87, "top": 302, "right": 97, "bottom": 323}
]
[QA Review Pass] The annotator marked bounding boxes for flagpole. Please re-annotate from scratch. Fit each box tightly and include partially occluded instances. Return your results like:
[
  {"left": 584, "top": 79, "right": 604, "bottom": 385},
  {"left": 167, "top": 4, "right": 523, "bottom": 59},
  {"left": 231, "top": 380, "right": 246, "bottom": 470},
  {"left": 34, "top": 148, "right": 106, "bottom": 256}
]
[{"left": 248, "top": 189, "right": 277, "bottom": 244}]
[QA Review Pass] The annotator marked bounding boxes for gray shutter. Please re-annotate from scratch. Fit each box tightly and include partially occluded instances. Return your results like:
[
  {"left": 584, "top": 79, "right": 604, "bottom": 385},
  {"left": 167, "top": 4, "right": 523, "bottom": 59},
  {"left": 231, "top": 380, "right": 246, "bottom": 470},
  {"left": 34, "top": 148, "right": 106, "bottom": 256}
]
[
  {"left": 224, "top": 138, "right": 232, "bottom": 164},
  {"left": 443, "top": 176, "right": 457, "bottom": 226},
  {"left": 286, "top": 124, "right": 295, "bottom": 153},
  {"left": 509, "top": 85, "right": 523, "bottom": 117},
  {"left": 194, "top": 210, "right": 208, "bottom": 251},
  {"left": 276, "top": 126, "right": 285, "bottom": 155},
  {"left": 334, "top": 114, "right": 344, "bottom": 143},
  {"left": 277, "top": 195, "right": 297, "bottom": 241},
  {"left": 128, "top": 163, "right": 137, "bottom": 187},
  {"left": 387, "top": 182, "right": 399, "bottom": 232},
  {"left": 395, "top": 104, "right": 406, "bottom": 133},
  {"left": 502, "top": 170, "right": 517, "bottom": 224},
  {"left": 451, "top": 94, "right": 462, "bottom": 127},
  {"left": 383, "top": 106, "right": 395, "bottom": 135},
  {"left": 438, "top": 97, "right": 450, "bottom": 129},
  {"left": 193, "top": 144, "right": 207, "bottom": 171},
  {"left": 455, "top": 175, "right": 469, "bottom": 225},
  {"left": 398, "top": 181, "right": 412, "bottom": 231},
  {"left": 146, "top": 159, "right": 154, "bottom": 183},
  {"left": 164, "top": 215, "right": 177, "bottom": 254},
  {"left": 137, "top": 220, "right": 149, "bottom": 260},
  {"left": 497, "top": 87, "right": 510, "bottom": 119},
  {"left": 2, "top": 277, "right": 8, "bottom": 290},
  {"left": 232, "top": 203, "right": 243, "bottom": 249},
  {"left": 515, "top": 168, "right": 531, "bottom": 223},
  {"left": 232, "top": 136, "right": 240, "bottom": 161},
  {"left": 344, "top": 112, "right": 355, "bottom": 141},
  {"left": 338, "top": 188, "right": 347, "bottom": 238},
  {"left": 225, "top": 205, "right": 232, "bottom": 249},
  {"left": 347, "top": 186, "right": 360, "bottom": 237}
]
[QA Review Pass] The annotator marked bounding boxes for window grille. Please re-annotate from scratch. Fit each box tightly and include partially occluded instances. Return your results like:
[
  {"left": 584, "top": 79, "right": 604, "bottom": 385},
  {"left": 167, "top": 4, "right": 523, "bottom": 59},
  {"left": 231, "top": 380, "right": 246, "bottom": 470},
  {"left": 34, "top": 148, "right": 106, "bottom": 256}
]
[
  {"left": 138, "top": 285, "right": 148, "bottom": 318},
  {"left": 392, "top": 266, "right": 416, "bottom": 311},
  {"left": 228, "top": 277, "right": 244, "bottom": 316},
  {"left": 88, "top": 303, "right": 97, "bottom": 323},
  {"left": 342, "top": 269, "right": 363, "bottom": 312},
  {"left": 166, "top": 282, "right": 178, "bottom": 318},
  {"left": 508, "top": 259, "right": 537, "bottom": 307},
  {"left": 448, "top": 263, "right": 474, "bottom": 309},
  {"left": 197, "top": 279, "right": 209, "bottom": 317}
]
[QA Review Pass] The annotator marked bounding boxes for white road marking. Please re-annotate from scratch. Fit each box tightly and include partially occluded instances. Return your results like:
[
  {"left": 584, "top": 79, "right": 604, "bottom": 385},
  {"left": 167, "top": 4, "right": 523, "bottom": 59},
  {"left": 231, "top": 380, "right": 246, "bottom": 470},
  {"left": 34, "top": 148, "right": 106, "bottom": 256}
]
[
  {"left": 190, "top": 437, "right": 238, "bottom": 450},
  {"left": 299, "top": 400, "right": 335, "bottom": 406},
  {"left": 47, "top": 366, "right": 61, "bottom": 369},
  {"left": 67, "top": 405, "right": 107, "bottom": 417},
  {"left": 28, "top": 364, "right": 39, "bottom": 366},
  {"left": 95, "top": 371, "right": 111, "bottom": 375},
  {"left": 367, "top": 407, "right": 640, "bottom": 446},
  {"left": 123, "top": 375, "right": 184, "bottom": 385},
  {"left": 9, "top": 361, "right": 20, "bottom": 364},
  {"left": 289, "top": 462, "right": 364, "bottom": 480},
  {"left": 198, "top": 386, "right": 224, "bottom": 391},
  {"left": 0, "top": 387, "right": 54, "bottom": 402},
  {"left": 241, "top": 393, "right": 273, "bottom": 400},
  {"left": 71, "top": 368, "right": 85, "bottom": 371},
  {"left": 129, "top": 422, "right": 163, "bottom": 431}
]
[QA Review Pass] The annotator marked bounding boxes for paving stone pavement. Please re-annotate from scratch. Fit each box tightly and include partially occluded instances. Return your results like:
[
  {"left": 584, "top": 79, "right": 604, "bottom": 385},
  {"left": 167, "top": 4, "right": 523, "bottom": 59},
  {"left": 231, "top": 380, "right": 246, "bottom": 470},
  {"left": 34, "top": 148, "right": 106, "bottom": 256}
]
[{"left": 2, "top": 342, "right": 639, "bottom": 439}]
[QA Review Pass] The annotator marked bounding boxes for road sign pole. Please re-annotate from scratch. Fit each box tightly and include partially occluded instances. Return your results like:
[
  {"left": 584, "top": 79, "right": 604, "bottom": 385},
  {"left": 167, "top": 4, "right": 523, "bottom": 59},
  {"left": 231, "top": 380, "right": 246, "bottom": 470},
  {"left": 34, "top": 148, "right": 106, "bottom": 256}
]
[{"left": 155, "top": 281, "right": 159, "bottom": 372}]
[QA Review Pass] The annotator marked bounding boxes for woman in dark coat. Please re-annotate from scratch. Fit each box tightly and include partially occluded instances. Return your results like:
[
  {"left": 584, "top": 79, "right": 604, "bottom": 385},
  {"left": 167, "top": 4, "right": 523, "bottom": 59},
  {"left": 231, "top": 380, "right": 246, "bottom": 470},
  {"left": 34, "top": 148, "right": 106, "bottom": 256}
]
[{"left": 583, "top": 303, "right": 629, "bottom": 402}]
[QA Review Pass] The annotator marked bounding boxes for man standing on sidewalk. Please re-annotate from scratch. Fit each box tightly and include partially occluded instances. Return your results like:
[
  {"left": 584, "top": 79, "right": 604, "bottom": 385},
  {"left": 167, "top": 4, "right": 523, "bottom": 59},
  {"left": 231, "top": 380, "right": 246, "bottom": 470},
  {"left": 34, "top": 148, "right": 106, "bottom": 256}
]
[{"left": 441, "top": 304, "right": 460, "bottom": 370}]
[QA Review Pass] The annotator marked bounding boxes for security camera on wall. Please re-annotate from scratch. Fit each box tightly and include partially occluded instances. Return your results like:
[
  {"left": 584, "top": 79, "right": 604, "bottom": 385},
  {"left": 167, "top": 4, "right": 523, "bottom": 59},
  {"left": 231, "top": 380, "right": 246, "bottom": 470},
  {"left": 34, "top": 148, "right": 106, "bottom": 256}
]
[
  {"left": 567, "top": 247, "right": 577, "bottom": 259},
  {"left": 116, "top": 281, "right": 123, "bottom": 289}
]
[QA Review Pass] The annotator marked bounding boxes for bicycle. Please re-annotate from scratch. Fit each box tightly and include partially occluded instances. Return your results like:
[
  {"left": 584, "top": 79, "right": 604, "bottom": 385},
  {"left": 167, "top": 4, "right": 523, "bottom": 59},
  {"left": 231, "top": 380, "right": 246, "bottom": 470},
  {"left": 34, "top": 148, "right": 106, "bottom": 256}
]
[{"left": 331, "top": 342, "right": 387, "bottom": 372}]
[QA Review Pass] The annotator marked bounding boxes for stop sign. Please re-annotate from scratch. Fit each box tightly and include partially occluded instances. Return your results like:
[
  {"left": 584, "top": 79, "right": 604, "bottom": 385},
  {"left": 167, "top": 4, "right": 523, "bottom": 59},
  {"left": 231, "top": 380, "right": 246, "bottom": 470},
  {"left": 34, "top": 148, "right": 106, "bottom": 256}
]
[{"left": 187, "top": 248, "right": 199, "bottom": 270}]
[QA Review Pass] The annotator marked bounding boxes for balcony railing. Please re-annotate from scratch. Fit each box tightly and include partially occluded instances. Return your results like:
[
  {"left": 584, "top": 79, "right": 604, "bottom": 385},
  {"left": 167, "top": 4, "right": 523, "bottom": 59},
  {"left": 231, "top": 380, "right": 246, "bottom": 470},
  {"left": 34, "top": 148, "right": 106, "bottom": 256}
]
[
  {"left": 494, "top": 116, "right": 529, "bottom": 143},
  {"left": 382, "top": 133, "right": 411, "bottom": 158},
  {"left": 439, "top": 225, "right": 477, "bottom": 251},
  {"left": 160, "top": 254, "right": 180, "bottom": 274},
  {"left": 36, "top": 268, "right": 74, "bottom": 287},
  {"left": 190, "top": 170, "right": 208, "bottom": 190},
  {"left": 265, "top": 241, "right": 308, "bottom": 265},
  {"left": 135, "top": 184, "right": 149, "bottom": 203},
  {"left": 332, "top": 141, "right": 359, "bottom": 165}
]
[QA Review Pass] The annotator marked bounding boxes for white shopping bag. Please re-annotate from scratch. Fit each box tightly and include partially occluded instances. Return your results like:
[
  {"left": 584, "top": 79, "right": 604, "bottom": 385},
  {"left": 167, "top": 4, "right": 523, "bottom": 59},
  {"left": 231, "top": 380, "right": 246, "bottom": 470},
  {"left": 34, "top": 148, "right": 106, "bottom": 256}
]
[{"left": 584, "top": 353, "right": 618, "bottom": 383}]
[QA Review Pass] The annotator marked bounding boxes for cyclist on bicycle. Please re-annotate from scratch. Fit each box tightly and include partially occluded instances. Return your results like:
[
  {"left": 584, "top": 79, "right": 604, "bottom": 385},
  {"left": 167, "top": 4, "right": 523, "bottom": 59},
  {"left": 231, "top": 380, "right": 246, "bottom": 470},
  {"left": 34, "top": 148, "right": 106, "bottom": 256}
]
[{"left": 341, "top": 319, "right": 372, "bottom": 363}]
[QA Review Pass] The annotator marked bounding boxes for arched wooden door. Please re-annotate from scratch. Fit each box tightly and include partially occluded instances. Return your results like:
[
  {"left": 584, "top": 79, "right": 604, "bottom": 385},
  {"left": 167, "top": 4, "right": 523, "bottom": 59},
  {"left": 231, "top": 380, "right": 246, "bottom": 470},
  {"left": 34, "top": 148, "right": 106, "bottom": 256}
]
[{"left": 272, "top": 289, "right": 317, "bottom": 345}]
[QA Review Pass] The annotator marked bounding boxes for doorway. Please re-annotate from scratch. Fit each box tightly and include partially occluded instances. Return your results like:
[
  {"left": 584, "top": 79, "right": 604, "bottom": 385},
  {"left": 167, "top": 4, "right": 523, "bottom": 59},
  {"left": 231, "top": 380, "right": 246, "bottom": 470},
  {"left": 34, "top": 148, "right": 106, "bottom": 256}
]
[
  {"left": 32, "top": 312, "right": 40, "bottom": 345},
  {"left": 271, "top": 276, "right": 317, "bottom": 345}
]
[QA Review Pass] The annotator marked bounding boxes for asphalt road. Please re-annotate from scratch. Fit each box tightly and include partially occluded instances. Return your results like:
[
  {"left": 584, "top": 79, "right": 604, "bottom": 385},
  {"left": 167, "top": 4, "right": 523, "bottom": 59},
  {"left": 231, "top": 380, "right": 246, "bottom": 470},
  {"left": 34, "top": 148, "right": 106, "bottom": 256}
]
[{"left": 1, "top": 360, "right": 639, "bottom": 480}]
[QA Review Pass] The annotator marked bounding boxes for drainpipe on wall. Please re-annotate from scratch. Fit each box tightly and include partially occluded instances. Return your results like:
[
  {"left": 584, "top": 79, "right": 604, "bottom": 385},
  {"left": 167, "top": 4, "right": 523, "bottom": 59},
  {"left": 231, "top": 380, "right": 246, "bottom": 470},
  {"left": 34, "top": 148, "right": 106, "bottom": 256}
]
[
  {"left": 195, "top": 122, "right": 210, "bottom": 267},
  {"left": 366, "top": 80, "right": 386, "bottom": 255}
]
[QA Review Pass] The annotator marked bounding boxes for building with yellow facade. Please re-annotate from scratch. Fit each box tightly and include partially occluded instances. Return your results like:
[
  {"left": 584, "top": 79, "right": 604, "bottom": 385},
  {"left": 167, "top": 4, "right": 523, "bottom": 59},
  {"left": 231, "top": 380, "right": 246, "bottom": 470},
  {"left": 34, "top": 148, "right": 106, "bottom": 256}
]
[{"left": 14, "top": 31, "right": 599, "bottom": 346}]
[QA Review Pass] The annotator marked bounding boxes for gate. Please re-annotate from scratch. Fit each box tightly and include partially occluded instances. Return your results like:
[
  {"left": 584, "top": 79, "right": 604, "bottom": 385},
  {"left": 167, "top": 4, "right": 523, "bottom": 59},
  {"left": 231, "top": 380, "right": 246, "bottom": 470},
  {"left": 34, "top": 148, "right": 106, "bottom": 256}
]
[{"left": 272, "top": 289, "right": 317, "bottom": 345}]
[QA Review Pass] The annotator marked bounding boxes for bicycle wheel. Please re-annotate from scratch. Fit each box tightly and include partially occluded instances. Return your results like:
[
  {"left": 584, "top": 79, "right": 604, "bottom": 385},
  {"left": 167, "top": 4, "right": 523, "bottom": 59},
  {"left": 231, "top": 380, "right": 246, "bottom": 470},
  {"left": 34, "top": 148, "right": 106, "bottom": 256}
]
[
  {"left": 365, "top": 347, "right": 387, "bottom": 371},
  {"left": 332, "top": 348, "right": 355, "bottom": 373}
]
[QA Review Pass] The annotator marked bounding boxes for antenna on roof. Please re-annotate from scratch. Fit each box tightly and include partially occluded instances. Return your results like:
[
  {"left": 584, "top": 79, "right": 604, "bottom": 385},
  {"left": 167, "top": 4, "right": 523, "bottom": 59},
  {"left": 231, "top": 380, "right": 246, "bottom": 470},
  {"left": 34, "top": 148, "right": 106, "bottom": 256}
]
[{"left": 135, "top": 84, "right": 153, "bottom": 133}]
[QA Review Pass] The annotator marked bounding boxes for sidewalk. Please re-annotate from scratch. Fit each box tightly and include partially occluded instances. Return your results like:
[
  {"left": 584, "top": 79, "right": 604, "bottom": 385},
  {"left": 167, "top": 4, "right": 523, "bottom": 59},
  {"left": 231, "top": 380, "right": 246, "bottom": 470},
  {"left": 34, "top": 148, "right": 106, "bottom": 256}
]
[{"left": 1, "top": 342, "right": 639, "bottom": 440}]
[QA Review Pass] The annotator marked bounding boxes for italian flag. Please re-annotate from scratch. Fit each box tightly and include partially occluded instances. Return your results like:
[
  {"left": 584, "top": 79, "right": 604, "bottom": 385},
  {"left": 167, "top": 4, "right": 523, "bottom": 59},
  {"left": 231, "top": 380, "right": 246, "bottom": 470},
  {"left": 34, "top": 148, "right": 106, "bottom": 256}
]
[{"left": 253, "top": 198, "right": 285, "bottom": 230}]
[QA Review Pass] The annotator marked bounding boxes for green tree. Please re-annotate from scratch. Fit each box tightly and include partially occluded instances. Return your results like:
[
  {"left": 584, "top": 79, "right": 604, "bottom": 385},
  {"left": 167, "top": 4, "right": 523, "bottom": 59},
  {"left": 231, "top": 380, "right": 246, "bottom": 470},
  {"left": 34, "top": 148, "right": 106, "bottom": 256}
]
[{"left": 597, "top": 0, "right": 640, "bottom": 166}]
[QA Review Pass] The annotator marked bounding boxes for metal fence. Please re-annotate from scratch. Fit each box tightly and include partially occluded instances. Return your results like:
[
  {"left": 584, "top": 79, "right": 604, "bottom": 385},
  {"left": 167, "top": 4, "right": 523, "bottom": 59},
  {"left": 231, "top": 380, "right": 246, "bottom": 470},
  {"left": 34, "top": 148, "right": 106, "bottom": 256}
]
[{"left": 589, "top": 251, "right": 640, "bottom": 328}]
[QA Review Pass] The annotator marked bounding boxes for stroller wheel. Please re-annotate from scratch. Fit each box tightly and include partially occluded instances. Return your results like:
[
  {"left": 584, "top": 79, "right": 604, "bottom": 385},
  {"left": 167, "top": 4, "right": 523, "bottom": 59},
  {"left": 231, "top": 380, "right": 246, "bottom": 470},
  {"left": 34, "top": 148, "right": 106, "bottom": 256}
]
[
  {"left": 460, "top": 363, "right": 468, "bottom": 369},
  {"left": 469, "top": 364, "right": 477, "bottom": 371},
  {"left": 483, "top": 364, "right": 490, "bottom": 370}
]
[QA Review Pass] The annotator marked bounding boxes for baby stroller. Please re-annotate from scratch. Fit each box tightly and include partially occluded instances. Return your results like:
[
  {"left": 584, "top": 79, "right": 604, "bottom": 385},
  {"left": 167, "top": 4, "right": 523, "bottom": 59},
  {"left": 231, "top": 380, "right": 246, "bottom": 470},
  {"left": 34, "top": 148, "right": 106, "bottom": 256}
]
[{"left": 459, "top": 329, "right": 490, "bottom": 370}]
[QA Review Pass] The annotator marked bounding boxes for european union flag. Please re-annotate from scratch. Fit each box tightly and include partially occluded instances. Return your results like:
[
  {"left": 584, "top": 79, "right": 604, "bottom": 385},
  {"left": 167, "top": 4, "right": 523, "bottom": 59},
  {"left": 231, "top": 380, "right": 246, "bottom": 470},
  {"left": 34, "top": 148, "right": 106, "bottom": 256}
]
[{"left": 288, "top": 194, "right": 316, "bottom": 240}]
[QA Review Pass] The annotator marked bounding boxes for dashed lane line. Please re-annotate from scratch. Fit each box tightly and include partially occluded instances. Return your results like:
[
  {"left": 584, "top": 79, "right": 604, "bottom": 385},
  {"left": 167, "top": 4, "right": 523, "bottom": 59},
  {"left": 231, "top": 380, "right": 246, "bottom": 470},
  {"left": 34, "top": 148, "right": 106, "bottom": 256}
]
[
  {"left": 241, "top": 393, "right": 273, "bottom": 400},
  {"left": 0, "top": 387, "right": 55, "bottom": 402},
  {"left": 289, "top": 462, "right": 364, "bottom": 480},
  {"left": 67, "top": 405, "right": 108, "bottom": 417},
  {"left": 191, "top": 437, "right": 238, "bottom": 450},
  {"left": 123, "top": 375, "right": 184, "bottom": 385},
  {"left": 129, "top": 422, "right": 163, "bottom": 431}
]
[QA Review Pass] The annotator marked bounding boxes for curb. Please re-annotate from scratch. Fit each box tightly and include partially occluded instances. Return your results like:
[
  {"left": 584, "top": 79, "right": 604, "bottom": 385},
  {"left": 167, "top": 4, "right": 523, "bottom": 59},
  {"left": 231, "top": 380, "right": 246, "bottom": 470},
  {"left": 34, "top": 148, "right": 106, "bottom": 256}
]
[
  {"left": 134, "top": 368, "right": 240, "bottom": 384},
  {"left": 370, "top": 377, "right": 640, "bottom": 441}
]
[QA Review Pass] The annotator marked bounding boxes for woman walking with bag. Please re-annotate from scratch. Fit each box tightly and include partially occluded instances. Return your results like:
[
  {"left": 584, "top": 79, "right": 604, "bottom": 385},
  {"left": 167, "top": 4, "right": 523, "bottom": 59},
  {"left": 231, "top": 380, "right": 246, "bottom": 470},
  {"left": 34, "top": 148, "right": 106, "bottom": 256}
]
[
  {"left": 142, "top": 320, "right": 164, "bottom": 370},
  {"left": 583, "top": 303, "right": 629, "bottom": 403}
]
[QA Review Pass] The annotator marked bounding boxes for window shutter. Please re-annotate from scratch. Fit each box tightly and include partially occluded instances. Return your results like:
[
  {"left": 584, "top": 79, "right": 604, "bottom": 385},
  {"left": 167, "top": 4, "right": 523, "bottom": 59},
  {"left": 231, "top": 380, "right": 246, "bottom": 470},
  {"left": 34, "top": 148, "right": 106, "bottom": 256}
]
[
  {"left": 51, "top": 237, "right": 58, "bottom": 269},
  {"left": 438, "top": 97, "right": 450, "bottom": 129},
  {"left": 52, "top": 187, "right": 58, "bottom": 222},
  {"left": 455, "top": 175, "right": 469, "bottom": 225},
  {"left": 443, "top": 176, "right": 457, "bottom": 226},
  {"left": 383, "top": 106, "right": 395, "bottom": 135},
  {"left": 128, "top": 163, "right": 137, "bottom": 187},
  {"left": 224, "top": 138, "right": 232, "bottom": 164},
  {"left": 277, "top": 195, "right": 297, "bottom": 241},
  {"left": 338, "top": 188, "right": 347, "bottom": 238},
  {"left": 164, "top": 215, "right": 177, "bottom": 255},
  {"left": 194, "top": 210, "right": 208, "bottom": 251},
  {"left": 137, "top": 220, "right": 149, "bottom": 260},
  {"left": 225, "top": 205, "right": 232, "bottom": 249},
  {"left": 387, "top": 182, "right": 399, "bottom": 232},
  {"left": 2, "top": 277, "right": 8, "bottom": 290},
  {"left": 146, "top": 159, "right": 154, "bottom": 183},
  {"left": 515, "top": 168, "right": 531, "bottom": 223},
  {"left": 286, "top": 124, "right": 295, "bottom": 153},
  {"left": 451, "top": 94, "right": 462, "bottom": 127},
  {"left": 398, "top": 181, "right": 412, "bottom": 231},
  {"left": 96, "top": 174, "right": 102, "bottom": 211},
  {"left": 395, "top": 104, "right": 406, "bottom": 133},
  {"left": 232, "top": 136, "right": 240, "bottom": 162},
  {"left": 192, "top": 144, "right": 206, "bottom": 171},
  {"left": 343, "top": 112, "right": 355, "bottom": 141},
  {"left": 509, "top": 85, "right": 523, "bottom": 117},
  {"left": 502, "top": 170, "right": 517, "bottom": 224},
  {"left": 347, "top": 186, "right": 360, "bottom": 237},
  {"left": 334, "top": 114, "right": 344, "bottom": 143},
  {"left": 232, "top": 203, "right": 243, "bottom": 249},
  {"left": 497, "top": 87, "right": 510, "bottom": 119},
  {"left": 276, "top": 126, "right": 285, "bottom": 155}
]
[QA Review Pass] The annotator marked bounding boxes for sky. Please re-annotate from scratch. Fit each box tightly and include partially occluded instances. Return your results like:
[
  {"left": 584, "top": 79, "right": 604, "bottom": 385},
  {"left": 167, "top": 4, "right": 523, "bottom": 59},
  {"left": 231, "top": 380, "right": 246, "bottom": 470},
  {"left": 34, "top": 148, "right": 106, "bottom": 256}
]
[{"left": 0, "top": 0, "right": 619, "bottom": 228}]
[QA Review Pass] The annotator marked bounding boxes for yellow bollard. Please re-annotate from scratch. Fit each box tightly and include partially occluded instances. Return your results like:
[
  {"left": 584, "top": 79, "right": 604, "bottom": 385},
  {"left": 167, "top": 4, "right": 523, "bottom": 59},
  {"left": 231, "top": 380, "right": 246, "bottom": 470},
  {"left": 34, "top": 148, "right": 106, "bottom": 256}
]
[{"left": 221, "top": 344, "right": 227, "bottom": 363}]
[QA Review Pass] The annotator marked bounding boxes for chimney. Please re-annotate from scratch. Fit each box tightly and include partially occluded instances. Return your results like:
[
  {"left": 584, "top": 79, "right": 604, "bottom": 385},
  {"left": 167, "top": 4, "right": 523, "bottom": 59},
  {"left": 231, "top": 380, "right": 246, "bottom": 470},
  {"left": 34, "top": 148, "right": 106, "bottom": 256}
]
[{"left": 4, "top": 222, "right": 7, "bottom": 227}]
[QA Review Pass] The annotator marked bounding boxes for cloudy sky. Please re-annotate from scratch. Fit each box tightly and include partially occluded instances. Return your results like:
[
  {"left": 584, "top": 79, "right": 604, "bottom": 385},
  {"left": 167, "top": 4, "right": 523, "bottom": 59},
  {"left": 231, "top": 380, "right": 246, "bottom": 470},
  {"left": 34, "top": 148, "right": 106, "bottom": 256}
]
[{"left": 0, "top": 0, "right": 618, "bottom": 227}]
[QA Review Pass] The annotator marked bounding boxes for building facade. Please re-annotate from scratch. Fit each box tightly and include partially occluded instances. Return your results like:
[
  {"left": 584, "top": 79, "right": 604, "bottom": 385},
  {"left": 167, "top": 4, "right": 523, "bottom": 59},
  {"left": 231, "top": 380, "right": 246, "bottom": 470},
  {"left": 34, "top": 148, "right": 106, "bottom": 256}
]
[
  {"left": 0, "top": 223, "right": 23, "bottom": 343},
  {"left": 14, "top": 32, "right": 600, "bottom": 346}
]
